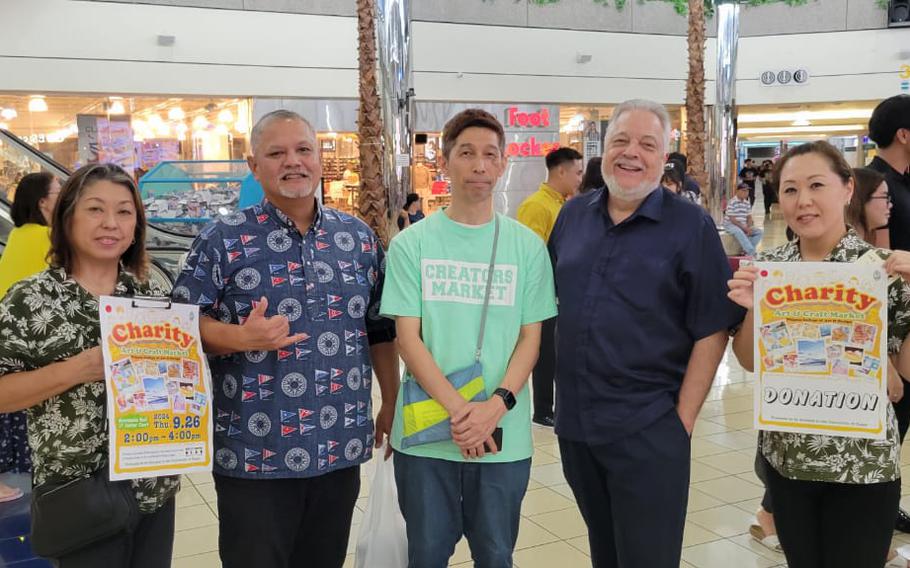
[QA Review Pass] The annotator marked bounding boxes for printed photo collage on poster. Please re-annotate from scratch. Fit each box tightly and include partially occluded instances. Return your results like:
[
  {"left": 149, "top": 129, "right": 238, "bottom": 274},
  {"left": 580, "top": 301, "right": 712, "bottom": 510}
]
[
  {"left": 759, "top": 318, "right": 881, "bottom": 381},
  {"left": 111, "top": 355, "right": 207, "bottom": 418}
]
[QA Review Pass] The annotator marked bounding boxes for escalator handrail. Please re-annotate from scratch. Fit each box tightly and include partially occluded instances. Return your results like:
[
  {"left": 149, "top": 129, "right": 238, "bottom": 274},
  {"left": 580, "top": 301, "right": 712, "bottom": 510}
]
[{"left": 0, "top": 129, "right": 71, "bottom": 179}]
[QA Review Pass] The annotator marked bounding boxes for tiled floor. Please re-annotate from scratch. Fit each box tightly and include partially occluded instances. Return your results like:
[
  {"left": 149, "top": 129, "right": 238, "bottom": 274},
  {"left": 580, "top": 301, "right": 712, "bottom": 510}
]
[
  {"left": 167, "top": 206, "right": 803, "bottom": 567},
  {"left": 162, "top": 342, "right": 910, "bottom": 568},
  {"left": 5, "top": 199, "right": 909, "bottom": 567}
]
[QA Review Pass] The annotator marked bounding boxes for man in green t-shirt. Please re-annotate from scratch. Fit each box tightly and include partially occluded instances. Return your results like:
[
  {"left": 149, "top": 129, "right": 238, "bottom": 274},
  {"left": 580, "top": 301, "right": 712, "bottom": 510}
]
[{"left": 381, "top": 108, "right": 557, "bottom": 567}]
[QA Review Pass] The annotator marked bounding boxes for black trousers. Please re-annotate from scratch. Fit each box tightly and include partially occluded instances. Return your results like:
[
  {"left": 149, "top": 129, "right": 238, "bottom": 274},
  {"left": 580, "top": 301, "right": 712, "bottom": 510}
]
[
  {"left": 894, "top": 376, "right": 910, "bottom": 442},
  {"left": 532, "top": 317, "right": 557, "bottom": 419},
  {"left": 214, "top": 467, "right": 360, "bottom": 568},
  {"left": 559, "top": 410, "right": 690, "bottom": 568},
  {"left": 54, "top": 497, "right": 175, "bottom": 568},
  {"left": 754, "top": 450, "right": 774, "bottom": 514},
  {"left": 762, "top": 183, "right": 777, "bottom": 214},
  {"left": 763, "top": 456, "right": 899, "bottom": 568}
]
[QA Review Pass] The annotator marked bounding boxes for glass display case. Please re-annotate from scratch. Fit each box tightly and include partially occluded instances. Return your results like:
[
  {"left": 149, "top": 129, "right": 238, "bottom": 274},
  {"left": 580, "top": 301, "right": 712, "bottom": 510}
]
[
  {"left": 138, "top": 160, "right": 261, "bottom": 238},
  {"left": 0, "top": 130, "right": 192, "bottom": 291}
]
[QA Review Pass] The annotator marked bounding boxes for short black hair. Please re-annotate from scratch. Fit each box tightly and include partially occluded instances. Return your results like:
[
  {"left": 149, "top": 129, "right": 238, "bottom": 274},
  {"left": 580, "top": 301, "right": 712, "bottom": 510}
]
[
  {"left": 11, "top": 172, "right": 55, "bottom": 227},
  {"left": 667, "top": 152, "right": 688, "bottom": 170},
  {"left": 545, "top": 147, "right": 582, "bottom": 170},
  {"left": 869, "top": 95, "right": 910, "bottom": 149},
  {"left": 442, "top": 109, "right": 505, "bottom": 159},
  {"left": 403, "top": 192, "right": 420, "bottom": 209},
  {"left": 580, "top": 157, "right": 604, "bottom": 194},
  {"left": 661, "top": 164, "right": 684, "bottom": 187}
]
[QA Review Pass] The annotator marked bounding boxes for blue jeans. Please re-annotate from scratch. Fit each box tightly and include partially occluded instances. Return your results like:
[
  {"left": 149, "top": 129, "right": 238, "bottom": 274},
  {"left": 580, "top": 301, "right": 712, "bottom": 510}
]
[
  {"left": 723, "top": 222, "right": 763, "bottom": 256},
  {"left": 393, "top": 452, "right": 531, "bottom": 568}
]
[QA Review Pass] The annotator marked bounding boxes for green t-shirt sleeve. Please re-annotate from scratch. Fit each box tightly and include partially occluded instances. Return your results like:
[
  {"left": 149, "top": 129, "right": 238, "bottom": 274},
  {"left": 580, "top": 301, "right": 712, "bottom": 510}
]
[
  {"left": 521, "top": 238, "right": 558, "bottom": 325},
  {"left": 380, "top": 232, "right": 422, "bottom": 318}
]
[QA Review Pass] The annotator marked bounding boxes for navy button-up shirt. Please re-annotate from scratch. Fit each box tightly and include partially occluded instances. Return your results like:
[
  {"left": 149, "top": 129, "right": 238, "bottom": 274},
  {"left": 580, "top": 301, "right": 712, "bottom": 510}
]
[
  {"left": 549, "top": 187, "right": 744, "bottom": 445},
  {"left": 173, "top": 200, "right": 394, "bottom": 479}
]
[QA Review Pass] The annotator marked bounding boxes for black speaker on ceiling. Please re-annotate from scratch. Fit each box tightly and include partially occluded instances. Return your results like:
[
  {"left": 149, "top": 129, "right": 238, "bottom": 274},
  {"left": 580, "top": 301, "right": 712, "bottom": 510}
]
[{"left": 890, "top": 0, "right": 910, "bottom": 26}]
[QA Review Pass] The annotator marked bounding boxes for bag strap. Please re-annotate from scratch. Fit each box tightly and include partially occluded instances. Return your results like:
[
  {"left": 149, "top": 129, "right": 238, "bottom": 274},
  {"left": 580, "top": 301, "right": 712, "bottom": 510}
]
[{"left": 474, "top": 214, "right": 500, "bottom": 363}]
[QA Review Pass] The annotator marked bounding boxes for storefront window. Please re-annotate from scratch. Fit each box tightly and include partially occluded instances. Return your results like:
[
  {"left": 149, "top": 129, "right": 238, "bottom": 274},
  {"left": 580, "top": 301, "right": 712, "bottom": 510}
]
[
  {"left": 0, "top": 94, "right": 252, "bottom": 180},
  {"left": 318, "top": 132, "right": 361, "bottom": 217},
  {"left": 412, "top": 133, "right": 450, "bottom": 216}
]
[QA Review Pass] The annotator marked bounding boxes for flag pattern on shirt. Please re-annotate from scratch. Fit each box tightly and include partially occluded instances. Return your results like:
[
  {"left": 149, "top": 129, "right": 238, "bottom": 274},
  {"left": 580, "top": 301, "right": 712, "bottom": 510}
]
[{"left": 174, "top": 201, "right": 391, "bottom": 479}]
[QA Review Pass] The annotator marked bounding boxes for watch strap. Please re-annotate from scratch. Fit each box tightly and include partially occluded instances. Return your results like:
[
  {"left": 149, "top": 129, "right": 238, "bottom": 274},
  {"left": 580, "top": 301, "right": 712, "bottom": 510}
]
[{"left": 493, "top": 387, "right": 516, "bottom": 410}]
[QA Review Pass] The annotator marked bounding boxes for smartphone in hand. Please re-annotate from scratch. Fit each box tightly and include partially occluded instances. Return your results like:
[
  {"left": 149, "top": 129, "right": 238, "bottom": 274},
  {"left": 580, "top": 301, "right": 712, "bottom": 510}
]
[{"left": 485, "top": 428, "right": 503, "bottom": 452}]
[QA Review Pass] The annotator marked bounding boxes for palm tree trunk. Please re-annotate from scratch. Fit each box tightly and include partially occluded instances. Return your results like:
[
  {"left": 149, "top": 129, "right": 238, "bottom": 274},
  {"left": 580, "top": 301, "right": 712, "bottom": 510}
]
[
  {"left": 685, "top": 0, "right": 708, "bottom": 192},
  {"left": 356, "top": 0, "right": 389, "bottom": 245}
]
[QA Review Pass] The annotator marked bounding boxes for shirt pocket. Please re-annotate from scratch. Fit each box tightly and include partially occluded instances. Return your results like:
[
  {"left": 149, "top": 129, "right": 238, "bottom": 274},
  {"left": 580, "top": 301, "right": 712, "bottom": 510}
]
[{"left": 609, "top": 255, "right": 673, "bottom": 312}]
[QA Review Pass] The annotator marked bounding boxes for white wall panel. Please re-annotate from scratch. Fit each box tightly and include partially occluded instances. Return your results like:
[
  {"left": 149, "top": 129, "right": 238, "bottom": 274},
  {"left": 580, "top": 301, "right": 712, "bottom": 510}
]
[
  {"left": 0, "top": 0, "right": 357, "bottom": 96},
  {"left": 0, "top": 1, "right": 906, "bottom": 107}
]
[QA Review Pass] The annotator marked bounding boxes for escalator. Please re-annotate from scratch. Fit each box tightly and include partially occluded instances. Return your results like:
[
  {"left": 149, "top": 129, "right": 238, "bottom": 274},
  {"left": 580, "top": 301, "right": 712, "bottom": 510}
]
[{"left": 0, "top": 129, "right": 192, "bottom": 293}]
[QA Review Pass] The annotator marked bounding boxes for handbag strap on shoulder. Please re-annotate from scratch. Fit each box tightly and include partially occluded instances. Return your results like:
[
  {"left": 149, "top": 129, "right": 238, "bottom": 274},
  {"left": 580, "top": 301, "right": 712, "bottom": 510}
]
[{"left": 474, "top": 214, "right": 500, "bottom": 363}]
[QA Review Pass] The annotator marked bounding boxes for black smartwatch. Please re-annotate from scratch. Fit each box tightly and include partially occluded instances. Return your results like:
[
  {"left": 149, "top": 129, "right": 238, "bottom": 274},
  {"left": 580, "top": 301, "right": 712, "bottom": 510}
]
[{"left": 493, "top": 388, "right": 516, "bottom": 411}]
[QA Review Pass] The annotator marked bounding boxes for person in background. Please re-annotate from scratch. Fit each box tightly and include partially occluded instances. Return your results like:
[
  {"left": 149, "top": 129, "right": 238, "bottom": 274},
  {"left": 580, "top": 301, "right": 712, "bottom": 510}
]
[
  {"left": 517, "top": 146, "right": 582, "bottom": 427},
  {"left": 729, "top": 141, "right": 910, "bottom": 568},
  {"left": 870, "top": 95, "right": 910, "bottom": 251},
  {"left": 723, "top": 182, "right": 763, "bottom": 257},
  {"left": 667, "top": 151, "right": 701, "bottom": 197},
  {"left": 661, "top": 163, "right": 699, "bottom": 204},
  {"left": 848, "top": 168, "right": 893, "bottom": 248},
  {"left": 850, "top": 166, "right": 910, "bottom": 568},
  {"left": 869, "top": 94, "right": 910, "bottom": 537},
  {"left": 0, "top": 171, "right": 60, "bottom": 504},
  {"left": 760, "top": 159, "right": 777, "bottom": 215},
  {"left": 739, "top": 158, "right": 759, "bottom": 204},
  {"left": 580, "top": 157, "right": 605, "bottom": 194},
  {"left": 398, "top": 192, "right": 425, "bottom": 230},
  {"left": 0, "top": 163, "right": 179, "bottom": 566},
  {"left": 0, "top": 172, "right": 60, "bottom": 297}
]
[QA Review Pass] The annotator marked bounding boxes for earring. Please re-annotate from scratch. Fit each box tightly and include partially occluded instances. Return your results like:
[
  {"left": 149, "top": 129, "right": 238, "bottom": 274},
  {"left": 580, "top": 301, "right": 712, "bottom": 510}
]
[{"left": 131, "top": 238, "right": 136, "bottom": 245}]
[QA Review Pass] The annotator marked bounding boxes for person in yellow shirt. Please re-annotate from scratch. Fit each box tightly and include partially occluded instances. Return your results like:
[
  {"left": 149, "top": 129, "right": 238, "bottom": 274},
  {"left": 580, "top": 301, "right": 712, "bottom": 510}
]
[
  {"left": 0, "top": 172, "right": 60, "bottom": 297},
  {"left": 0, "top": 171, "right": 59, "bottom": 503},
  {"left": 517, "top": 147, "right": 582, "bottom": 426},
  {"left": 517, "top": 147, "right": 583, "bottom": 243}
]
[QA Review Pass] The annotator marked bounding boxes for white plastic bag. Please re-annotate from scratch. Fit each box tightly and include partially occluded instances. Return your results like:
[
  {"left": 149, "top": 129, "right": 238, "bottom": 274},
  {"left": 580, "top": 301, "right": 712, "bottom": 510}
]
[{"left": 354, "top": 446, "right": 408, "bottom": 568}]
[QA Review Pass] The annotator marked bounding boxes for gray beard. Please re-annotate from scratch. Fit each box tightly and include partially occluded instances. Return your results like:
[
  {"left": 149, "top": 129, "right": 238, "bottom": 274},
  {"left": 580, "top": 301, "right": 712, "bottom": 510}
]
[
  {"left": 603, "top": 174, "right": 661, "bottom": 202},
  {"left": 277, "top": 184, "right": 318, "bottom": 199}
]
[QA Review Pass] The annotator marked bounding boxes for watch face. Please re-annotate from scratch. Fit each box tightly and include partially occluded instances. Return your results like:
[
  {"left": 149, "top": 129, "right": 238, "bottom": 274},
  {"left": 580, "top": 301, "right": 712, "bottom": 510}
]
[{"left": 496, "top": 388, "right": 516, "bottom": 409}]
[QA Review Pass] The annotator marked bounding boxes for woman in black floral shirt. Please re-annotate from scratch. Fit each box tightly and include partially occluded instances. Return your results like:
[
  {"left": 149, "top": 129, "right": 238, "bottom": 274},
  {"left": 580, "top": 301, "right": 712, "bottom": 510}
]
[
  {"left": 0, "top": 164, "right": 178, "bottom": 567},
  {"left": 727, "top": 142, "right": 910, "bottom": 568}
]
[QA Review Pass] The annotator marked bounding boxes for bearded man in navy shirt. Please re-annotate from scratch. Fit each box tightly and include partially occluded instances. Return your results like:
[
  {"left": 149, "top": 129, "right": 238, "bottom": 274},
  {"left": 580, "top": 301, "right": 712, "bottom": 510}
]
[{"left": 548, "top": 99, "right": 744, "bottom": 568}]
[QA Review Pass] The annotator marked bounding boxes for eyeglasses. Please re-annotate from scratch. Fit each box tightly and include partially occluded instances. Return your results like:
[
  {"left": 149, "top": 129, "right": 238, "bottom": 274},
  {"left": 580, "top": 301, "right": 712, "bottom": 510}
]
[{"left": 870, "top": 195, "right": 892, "bottom": 204}]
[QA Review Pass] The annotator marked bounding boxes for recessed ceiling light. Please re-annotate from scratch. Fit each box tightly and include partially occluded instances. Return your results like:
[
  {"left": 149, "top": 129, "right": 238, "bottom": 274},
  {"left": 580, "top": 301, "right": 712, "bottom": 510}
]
[{"left": 28, "top": 96, "right": 48, "bottom": 113}]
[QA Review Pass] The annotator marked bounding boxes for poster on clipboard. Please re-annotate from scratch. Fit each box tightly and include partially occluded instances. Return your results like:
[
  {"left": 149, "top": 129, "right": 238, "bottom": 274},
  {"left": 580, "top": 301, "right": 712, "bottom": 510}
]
[{"left": 100, "top": 296, "right": 213, "bottom": 480}]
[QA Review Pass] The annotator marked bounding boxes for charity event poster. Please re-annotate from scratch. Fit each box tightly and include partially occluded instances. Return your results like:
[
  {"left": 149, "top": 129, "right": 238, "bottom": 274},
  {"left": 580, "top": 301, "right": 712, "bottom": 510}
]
[
  {"left": 753, "top": 260, "right": 888, "bottom": 440},
  {"left": 101, "top": 296, "right": 213, "bottom": 480}
]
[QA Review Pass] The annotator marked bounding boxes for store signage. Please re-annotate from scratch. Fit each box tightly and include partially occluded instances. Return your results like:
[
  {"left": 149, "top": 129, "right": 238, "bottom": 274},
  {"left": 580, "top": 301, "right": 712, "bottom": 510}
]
[
  {"left": 760, "top": 69, "right": 809, "bottom": 87},
  {"left": 506, "top": 107, "right": 550, "bottom": 128},
  {"left": 506, "top": 137, "right": 560, "bottom": 158},
  {"left": 19, "top": 134, "right": 47, "bottom": 145}
]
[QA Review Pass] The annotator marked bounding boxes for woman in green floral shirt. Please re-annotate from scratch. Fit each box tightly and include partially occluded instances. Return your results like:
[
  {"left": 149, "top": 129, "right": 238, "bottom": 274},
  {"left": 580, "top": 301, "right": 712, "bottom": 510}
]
[
  {"left": 0, "top": 164, "right": 179, "bottom": 567},
  {"left": 728, "top": 141, "right": 910, "bottom": 568}
]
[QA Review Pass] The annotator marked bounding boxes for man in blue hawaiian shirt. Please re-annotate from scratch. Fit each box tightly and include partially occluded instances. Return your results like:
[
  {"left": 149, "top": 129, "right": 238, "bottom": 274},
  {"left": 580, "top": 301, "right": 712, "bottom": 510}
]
[{"left": 172, "top": 110, "right": 398, "bottom": 568}]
